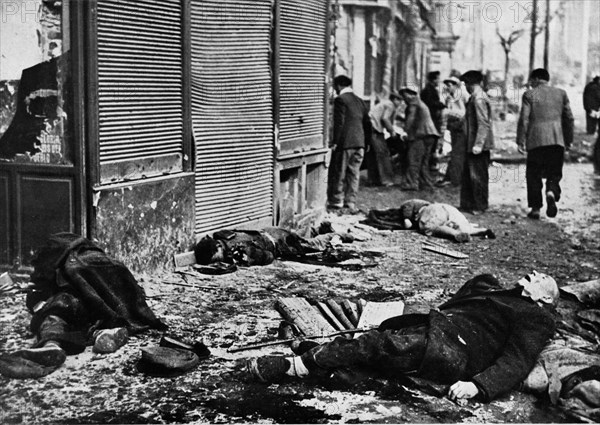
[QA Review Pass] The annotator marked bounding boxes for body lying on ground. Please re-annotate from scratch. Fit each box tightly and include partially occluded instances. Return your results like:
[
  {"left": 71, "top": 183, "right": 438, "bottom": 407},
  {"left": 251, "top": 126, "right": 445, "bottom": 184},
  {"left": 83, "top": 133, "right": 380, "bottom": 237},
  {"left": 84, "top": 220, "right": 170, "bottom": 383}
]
[
  {"left": 365, "top": 199, "right": 495, "bottom": 242},
  {"left": 247, "top": 271, "right": 559, "bottom": 403},
  {"left": 0, "top": 233, "right": 166, "bottom": 379},
  {"left": 194, "top": 226, "right": 353, "bottom": 266}
]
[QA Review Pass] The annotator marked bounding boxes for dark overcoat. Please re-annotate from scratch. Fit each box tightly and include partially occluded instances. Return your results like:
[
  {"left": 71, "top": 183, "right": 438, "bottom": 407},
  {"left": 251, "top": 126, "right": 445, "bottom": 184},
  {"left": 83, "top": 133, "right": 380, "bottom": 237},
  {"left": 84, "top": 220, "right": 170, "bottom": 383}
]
[{"left": 380, "top": 274, "right": 556, "bottom": 401}]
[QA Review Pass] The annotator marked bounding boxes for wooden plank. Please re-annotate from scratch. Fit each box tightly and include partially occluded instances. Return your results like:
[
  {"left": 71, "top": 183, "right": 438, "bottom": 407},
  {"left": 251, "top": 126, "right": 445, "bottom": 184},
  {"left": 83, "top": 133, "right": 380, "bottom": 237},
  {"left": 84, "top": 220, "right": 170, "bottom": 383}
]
[
  {"left": 276, "top": 298, "right": 336, "bottom": 336},
  {"left": 341, "top": 299, "right": 359, "bottom": 327},
  {"left": 316, "top": 301, "right": 346, "bottom": 331},
  {"left": 357, "top": 298, "right": 367, "bottom": 317},
  {"left": 422, "top": 241, "right": 468, "bottom": 260},
  {"left": 357, "top": 301, "right": 405, "bottom": 330},
  {"left": 326, "top": 299, "right": 355, "bottom": 330}
]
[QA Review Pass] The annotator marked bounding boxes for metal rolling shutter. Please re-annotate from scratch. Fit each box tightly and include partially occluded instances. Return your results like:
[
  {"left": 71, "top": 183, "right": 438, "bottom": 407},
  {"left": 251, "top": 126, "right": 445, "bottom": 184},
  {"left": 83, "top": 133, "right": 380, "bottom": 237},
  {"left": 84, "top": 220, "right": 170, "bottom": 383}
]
[
  {"left": 279, "top": 0, "right": 328, "bottom": 154},
  {"left": 190, "top": 0, "right": 274, "bottom": 233},
  {"left": 96, "top": 0, "right": 184, "bottom": 182}
]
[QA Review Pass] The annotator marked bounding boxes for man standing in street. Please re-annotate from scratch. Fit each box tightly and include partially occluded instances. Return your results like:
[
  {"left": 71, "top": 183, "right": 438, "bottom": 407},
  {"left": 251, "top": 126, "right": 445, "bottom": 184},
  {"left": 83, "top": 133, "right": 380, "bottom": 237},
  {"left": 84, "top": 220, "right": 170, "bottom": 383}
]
[
  {"left": 399, "top": 87, "right": 440, "bottom": 191},
  {"left": 367, "top": 92, "right": 402, "bottom": 186},
  {"left": 327, "top": 75, "right": 372, "bottom": 213},
  {"left": 583, "top": 76, "right": 600, "bottom": 135},
  {"left": 437, "top": 76, "right": 468, "bottom": 187},
  {"left": 517, "top": 68, "right": 574, "bottom": 220},
  {"left": 460, "top": 70, "right": 494, "bottom": 214},
  {"left": 421, "top": 71, "right": 446, "bottom": 173}
]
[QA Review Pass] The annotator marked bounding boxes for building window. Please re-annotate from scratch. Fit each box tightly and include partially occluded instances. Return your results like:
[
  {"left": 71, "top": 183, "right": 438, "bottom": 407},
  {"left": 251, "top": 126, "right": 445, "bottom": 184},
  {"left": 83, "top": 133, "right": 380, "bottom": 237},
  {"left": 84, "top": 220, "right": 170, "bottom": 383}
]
[{"left": 0, "top": 0, "right": 72, "bottom": 165}]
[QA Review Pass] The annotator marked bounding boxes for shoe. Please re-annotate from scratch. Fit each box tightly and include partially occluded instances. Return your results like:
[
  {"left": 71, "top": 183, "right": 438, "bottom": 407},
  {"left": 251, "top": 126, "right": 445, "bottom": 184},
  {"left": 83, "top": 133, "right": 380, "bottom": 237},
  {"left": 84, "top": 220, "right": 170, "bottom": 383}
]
[
  {"left": 0, "top": 354, "right": 61, "bottom": 379},
  {"left": 527, "top": 209, "right": 541, "bottom": 220},
  {"left": 484, "top": 229, "right": 496, "bottom": 239},
  {"left": 93, "top": 327, "right": 129, "bottom": 354},
  {"left": 546, "top": 191, "right": 557, "bottom": 218},
  {"left": 137, "top": 346, "right": 200, "bottom": 377},
  {"left": 327, "top": 203, "right": 343, "bottom": 210},
  {"left": 160, "top": 336, "right": 211, "bottom": 359},
  {"left": 383, "top": 182, "right": 395, "bottom": 187},
  {"left": 246, "top": 356, "right": 291, "bottom": 383},
  {"left": 436, "top": 180, "right": 452, "bottom": 188},
  {"left": 13, "top": 345, "right": 66, "bottom": 367},
  {"left": 290, "top": 340, "right": 321, "bottom": 356}
]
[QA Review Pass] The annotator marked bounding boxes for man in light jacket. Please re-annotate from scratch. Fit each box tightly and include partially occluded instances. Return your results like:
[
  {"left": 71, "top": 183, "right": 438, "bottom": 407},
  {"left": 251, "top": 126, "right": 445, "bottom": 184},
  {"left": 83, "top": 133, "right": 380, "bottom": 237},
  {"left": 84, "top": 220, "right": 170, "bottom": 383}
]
[{"left": 517, "top": 68, "right": 574, "bottom": 220}]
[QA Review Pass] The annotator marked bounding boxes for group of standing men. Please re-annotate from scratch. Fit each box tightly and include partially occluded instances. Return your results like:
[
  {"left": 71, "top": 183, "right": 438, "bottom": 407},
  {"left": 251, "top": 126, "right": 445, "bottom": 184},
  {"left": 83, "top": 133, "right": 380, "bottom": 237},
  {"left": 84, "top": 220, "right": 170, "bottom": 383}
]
[{"left": 327, "top": 67, "right": 575, "bottom": 221}]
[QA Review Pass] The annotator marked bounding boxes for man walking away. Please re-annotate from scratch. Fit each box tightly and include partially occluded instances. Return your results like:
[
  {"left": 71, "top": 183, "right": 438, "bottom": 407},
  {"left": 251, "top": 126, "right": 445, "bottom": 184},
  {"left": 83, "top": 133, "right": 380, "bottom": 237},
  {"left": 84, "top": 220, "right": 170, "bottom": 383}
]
[
  {"left": 583, "top": 76, "right": 600, "bottom": 135},
  {"left": 367, "top": 92, "right": 402, "bottom": 186},
  {"left": 517, "top": 68, "right": 574, "bottom": 219},
  {"left": 399, "top": 87, "right": 440, "bottom": 191},
  {"left": 327, "top": 76, "right": 372, "bottom": 212},
  {"left": 460, "top": 70, "right": 494, "bottom": 214}
]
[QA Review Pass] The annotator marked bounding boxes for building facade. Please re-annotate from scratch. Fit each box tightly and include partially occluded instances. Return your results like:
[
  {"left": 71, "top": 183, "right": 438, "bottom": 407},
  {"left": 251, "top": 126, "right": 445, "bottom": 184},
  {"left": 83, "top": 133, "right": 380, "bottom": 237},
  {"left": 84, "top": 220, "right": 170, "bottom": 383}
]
[{"left": 0, "top": 0, "right": 331, "bottom": 272}]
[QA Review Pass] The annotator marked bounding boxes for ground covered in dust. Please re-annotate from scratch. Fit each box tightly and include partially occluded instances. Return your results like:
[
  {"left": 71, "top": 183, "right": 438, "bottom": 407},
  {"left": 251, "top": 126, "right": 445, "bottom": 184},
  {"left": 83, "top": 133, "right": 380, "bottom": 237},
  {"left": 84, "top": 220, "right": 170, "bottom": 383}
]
[{"left": 1, "top": 144, "right": 599, "bottom": 423}]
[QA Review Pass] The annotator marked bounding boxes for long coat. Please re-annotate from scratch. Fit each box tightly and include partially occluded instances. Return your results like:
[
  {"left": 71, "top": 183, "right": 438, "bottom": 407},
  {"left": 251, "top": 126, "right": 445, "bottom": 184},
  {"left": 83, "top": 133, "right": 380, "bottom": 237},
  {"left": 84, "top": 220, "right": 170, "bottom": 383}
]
[
  {"left": 380, "top": 274, "right": 556, "bottom": 402},
  {"left": 333, "top": 91, "right": 372, "bottom": 149},
  {"left": 464, "top": 88, "right": 494, "bottom": 153},
  {"left": 517, "top": 82, "right": 575, "bottom": 151}
]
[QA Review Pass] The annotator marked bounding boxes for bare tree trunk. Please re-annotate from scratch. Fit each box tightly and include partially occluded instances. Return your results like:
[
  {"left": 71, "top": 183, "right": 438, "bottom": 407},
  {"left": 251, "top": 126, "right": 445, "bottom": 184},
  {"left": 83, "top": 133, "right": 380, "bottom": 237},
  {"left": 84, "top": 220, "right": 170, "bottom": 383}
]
[
  {"left": 503, "top": 50, "right": 510, "bottom": 112},
  {"left": 529, "top": 0, "right": 538, "bottom": 76},
  {"left": 543, "top": 0, "right": 550, "bottom": 69}
]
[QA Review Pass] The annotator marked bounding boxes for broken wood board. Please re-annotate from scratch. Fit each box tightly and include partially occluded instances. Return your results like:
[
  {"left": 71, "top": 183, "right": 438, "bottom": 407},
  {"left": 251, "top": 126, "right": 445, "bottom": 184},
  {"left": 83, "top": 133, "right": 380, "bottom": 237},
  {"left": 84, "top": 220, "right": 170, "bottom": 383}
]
[
  {"left": 173, "top": 251, "right": 197, "bottom": 269},
  {"left": 422, "top": 241, "right": 468, "bottom": 260},
  {"left": 326, "top": 299, "right": 356, "bottom": 330},
  {"left": 276, "top": 298, "right": 336, "bottom": 336},
  {"left": 357, "top": 301, "right": 405, "bottom": 330},
  {"left": 316, "top": 301, "right": 346, "bottom": 331},
  {"left": 341, "top": 299, "right": 359, "bottom": 326},
  {"left": 561, "top": 279, "right": 600, "bottom": 306}
]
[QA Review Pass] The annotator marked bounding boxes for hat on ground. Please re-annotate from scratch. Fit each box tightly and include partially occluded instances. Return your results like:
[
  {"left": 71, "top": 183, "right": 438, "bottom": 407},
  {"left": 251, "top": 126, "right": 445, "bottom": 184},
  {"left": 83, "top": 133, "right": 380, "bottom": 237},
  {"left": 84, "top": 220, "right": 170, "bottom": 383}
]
[
  {"left": 398, "top": 87, "right": 417, "bottom": 96},
  {"left": 443, "top": 76, "right": 460, "bottom": 86},
  {"left": 137, "top": 346, "right": 200, "bottom": 377}
]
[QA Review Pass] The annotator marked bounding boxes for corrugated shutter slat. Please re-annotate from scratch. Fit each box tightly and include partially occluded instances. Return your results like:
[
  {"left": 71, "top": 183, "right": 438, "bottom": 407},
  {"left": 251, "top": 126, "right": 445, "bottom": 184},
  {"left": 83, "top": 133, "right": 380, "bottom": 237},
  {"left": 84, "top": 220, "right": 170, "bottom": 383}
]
[
  {"left": 191, "top": 0, "right": 274, "bottom": 234},
  {"left": 279, "top": 0, "right": 328, "bottom": 151},
  {"left": 96, "top": 0, "right": 184, "bottom": 171}
]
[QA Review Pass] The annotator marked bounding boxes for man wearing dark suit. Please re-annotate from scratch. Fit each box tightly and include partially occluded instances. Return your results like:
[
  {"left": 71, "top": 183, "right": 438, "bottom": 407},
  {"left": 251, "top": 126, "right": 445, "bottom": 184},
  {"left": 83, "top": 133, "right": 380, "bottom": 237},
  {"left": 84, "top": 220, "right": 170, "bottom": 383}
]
[
  {"left": 460, "top": 70, "right": 495, "bottom": 214},
  {"left": 327, "top": 76, "right": 372, "bottom": 212},
  {"left": 583, "top": 76, "right": 600, "bottom": 135},
  {"left": 247, "top": 271, "right": 558, "bottom": 403},
  {"left": 517, "top": 68, "right": 574, "bottom": 220}
]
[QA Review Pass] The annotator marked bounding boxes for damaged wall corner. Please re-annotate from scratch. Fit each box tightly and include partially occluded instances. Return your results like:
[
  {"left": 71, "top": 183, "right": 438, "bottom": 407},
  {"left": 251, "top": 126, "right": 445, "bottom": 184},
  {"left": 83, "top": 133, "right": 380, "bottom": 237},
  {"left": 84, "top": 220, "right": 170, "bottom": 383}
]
[{"left": 93, "top": 174, "right": 196, "bottom": 274}]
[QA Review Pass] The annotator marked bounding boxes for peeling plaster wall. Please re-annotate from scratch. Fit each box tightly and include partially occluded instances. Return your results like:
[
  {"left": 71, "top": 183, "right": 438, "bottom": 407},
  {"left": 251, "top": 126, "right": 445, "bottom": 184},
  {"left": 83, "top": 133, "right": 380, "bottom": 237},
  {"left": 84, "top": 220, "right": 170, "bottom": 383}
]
[{"left": 94, "top": 174, "right": 195, "bottom": 273}]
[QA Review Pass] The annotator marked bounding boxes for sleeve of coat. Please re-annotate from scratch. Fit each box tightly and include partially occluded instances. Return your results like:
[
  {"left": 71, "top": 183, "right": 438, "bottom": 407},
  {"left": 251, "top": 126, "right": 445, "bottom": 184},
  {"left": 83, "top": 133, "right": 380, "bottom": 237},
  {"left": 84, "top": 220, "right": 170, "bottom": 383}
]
[
  {"left": 470, "top": 308, "right": 556, "bottom": 401},
  {"left": 516, "top": 92, "right": 530, "bottom": 150},
  {"left": 333, "top": 96, "right": 346, "bottom": 147},
  {"left": 561, "top": 91, "right": 575, "bottom": 149},
  {"left": 473, "top": 97, "right": 491, "bottom": 151},
  {"left": 362, "top": 101, "right": 373, "bottom": 147}
]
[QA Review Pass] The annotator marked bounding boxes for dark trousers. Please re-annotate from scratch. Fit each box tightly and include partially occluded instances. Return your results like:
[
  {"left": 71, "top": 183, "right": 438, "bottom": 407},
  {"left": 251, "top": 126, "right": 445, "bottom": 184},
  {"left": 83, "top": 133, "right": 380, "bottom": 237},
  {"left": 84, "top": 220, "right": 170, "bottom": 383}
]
[
  {"left": 526, "top": 145, "right": 564, "bottom": 209},
  {"left": 367, "top": 132, "right": 394, "bottom": 185},
  {"left": 30, "top": 292, "right": 89, "bottom": 354},
  {"left": 460, "top": 150, "right": 490, "bottom": 212},
  {"left": 586, "top": 111, "right": 598, "bottom": 135},
  {"left": 445, "top": 130, "right": 466, "bottom": 186},
  {"left": 327, "top": 148, "right": 364, "bottom": 207},
  {"left": 301, "top": 326, "right": 427, "bottom": 376},
  {"left": 404, "top": 137, "right": 435, "bottom": 189},
  {"left": 594, "top": 133, "right": 600, "bottom": 175}
]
